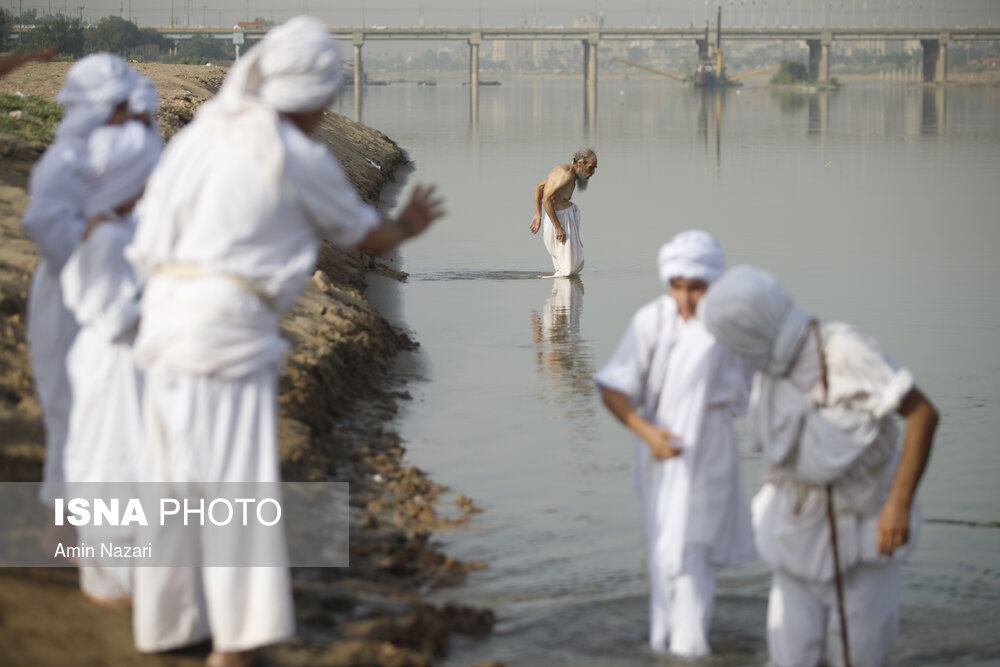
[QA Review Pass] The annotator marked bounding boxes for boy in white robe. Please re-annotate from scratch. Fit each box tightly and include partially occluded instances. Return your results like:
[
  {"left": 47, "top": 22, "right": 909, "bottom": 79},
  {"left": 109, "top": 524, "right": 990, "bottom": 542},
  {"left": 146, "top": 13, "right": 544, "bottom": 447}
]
[
  {"left": 700, "top": 265, "right": 939, "bottom": 667},
  {"left": 594, "top": 230, "right": 756, "bottom": 657},
  {"left": 126, "top": 16, "right": 443, "bottom": 667},
  {"left": 60, "top": 121, "right": 162, "bottom": 608},
  {"left": 21, "top": 54, "right": 158, "bottom": 505}
]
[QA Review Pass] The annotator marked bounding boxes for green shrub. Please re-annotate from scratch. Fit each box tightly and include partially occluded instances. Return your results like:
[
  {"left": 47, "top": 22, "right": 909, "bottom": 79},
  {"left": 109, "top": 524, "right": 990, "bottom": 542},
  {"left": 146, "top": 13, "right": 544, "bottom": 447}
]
[
  {"left": 771, "top": 60, "right": 809, "bottom": 85},
  {"left": 0, "top": 94, "right": 63, "bottom": 144}
]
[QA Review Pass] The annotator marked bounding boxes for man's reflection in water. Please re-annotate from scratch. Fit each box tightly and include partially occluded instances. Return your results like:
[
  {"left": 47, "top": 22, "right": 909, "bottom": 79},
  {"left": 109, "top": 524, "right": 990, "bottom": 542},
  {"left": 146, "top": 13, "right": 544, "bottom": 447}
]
[{"left": 530, "top": 277, "right": 596, "bottom": 420}]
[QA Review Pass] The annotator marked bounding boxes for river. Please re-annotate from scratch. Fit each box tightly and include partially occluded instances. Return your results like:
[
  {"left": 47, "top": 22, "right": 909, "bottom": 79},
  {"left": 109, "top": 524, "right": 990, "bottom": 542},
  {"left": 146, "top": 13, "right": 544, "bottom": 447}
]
[{"left": 332, "top": 78, "right": 1000, "bottom": 666}]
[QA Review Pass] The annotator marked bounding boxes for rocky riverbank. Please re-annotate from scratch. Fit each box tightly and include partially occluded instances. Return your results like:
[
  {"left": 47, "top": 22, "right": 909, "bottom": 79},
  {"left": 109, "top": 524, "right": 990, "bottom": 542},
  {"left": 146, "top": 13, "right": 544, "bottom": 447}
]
[{"left": 0, "top": 61, "right": 495, "bottom": 667}]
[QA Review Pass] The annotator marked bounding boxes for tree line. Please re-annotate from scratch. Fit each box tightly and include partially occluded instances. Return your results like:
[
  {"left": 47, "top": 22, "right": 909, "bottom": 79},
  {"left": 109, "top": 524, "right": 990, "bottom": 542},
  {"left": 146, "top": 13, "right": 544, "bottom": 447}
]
[{"left": 1, "top": 11, "right": 236, "bottom": 64}]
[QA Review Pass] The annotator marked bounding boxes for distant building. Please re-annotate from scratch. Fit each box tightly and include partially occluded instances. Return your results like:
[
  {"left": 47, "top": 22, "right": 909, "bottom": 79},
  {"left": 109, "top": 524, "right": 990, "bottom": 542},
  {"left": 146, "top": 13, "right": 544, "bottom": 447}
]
[{"left": 130, "top": 44, "right": 161, "bottom": 61}]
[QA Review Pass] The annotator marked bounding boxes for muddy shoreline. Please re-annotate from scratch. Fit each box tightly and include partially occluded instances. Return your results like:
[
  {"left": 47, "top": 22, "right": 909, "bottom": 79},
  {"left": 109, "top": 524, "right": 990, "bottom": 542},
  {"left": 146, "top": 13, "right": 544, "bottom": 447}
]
[{"left": 0, "top": 62, "right": 495, "bottom": 667}]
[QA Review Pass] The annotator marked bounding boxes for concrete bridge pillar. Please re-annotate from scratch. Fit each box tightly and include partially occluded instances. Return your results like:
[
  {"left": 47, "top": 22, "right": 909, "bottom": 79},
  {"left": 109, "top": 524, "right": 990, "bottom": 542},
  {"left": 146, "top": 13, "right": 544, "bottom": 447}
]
[
  {"left": 469, "top": 31, "right": 482, "bottom": 122},
  {"left": 352, "top": 32, "right": 364, "bottom": 89},
  {"left": 807, "top": 31, "right": 832, "bottom": 83},
  {"left": 921, "top": 33, "right": 949, "bottom": 82},
  {"left": 352, "top": 32, "right": 364, "bottom": 120},
  {"left": 584, "top": 32, "right": 599, "bottom": 130}
]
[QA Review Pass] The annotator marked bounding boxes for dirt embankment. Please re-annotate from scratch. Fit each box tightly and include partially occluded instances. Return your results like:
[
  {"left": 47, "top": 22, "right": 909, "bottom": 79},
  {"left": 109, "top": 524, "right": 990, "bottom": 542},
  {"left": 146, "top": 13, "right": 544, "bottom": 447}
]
[{"left": 0, "top": 61, "right": 497, "bottom": 667}]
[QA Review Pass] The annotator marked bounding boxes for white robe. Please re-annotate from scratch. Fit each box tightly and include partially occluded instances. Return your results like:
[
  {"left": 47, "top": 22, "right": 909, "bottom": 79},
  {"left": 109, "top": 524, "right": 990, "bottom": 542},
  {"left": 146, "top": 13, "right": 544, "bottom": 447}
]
[
  {"left": 127, "top": 116, "right": 379, "bottom": 653},
  {"left": 594, "top": 295, "right": 755, "bottom": 655},
  {"left": 542, "top": 203, "right": 584, "bottom": 277},
  {"left": 60, "top": 213, "right": 143, "bottom": 601},
  {"left": 751, "top": 321, "right": 917, "bottom": 667},
  {"left": 22, "top": 139, "right": 89, "bottom": 505}
]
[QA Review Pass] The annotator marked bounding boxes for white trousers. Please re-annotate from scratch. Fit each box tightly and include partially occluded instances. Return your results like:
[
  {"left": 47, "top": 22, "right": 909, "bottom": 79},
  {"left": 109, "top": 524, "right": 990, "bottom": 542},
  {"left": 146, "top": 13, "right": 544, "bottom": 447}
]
[
  {"left": 27, "top": 262, "right": 78, "bottom": 505},
  {"left": 767, "top": 563, "right": 900, "bottom": 667},
  {"left": 648, "top": 545, "right": 719, "bottom": 657},
  {"left": 65, "top": 331, "right": 144, "bottom": 601},
  {"left": 132, "top": 367, "right": 294, "bottom": 653},
  {"left": 542, "top": 204, "right": 584, "bottom": 277}
]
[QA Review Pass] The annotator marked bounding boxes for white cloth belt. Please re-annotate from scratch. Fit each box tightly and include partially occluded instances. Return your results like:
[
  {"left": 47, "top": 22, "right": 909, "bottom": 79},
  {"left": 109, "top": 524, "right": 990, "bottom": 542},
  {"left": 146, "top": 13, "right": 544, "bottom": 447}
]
[{"left": 155, "top": 264, "right": 277, "bottom": 312}]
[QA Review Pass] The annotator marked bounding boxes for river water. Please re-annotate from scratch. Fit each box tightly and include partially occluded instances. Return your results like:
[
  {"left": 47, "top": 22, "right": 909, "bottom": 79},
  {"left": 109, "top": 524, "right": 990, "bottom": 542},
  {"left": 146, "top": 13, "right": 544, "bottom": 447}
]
[{"left": 332, "top": 79, "right": 1000, "bottom": 665}]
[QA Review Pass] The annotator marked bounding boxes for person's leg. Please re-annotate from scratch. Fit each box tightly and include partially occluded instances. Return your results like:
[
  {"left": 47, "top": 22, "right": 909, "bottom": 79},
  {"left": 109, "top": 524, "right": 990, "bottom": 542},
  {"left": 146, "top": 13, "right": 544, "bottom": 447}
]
[
  {"left": 825, "top": 562, "right": 901, "bottom": 667},
  {"left": 28, "top": 267, "right": 78, "bottom": 505},
  {"left": 646, "top": 548, "right": 673, "bottom": 652},
  {"left": 79, "top": 565, "right": 132, "bottom": 609},
  {"left": 767, "top": 569, "right": 826, "bottom": 667},
  {"left": 668, "top": 545, "right": 718, "bottom": 657},
  {"left": 133, "top": 368, "right": 211, "bottom": 652},
  {"left": 541, "top": 213, "right": 563, "bottom": 275},
  {"left": 200, "top": 370, "right": 294, "bottom": 662}
]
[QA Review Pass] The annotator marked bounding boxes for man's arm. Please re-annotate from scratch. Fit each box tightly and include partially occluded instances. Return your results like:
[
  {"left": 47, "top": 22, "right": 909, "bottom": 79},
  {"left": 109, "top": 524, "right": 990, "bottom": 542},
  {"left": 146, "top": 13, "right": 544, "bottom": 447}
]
[
  {"left": 877, "top": 387, "right": 938, "bottom": 555},
  {"left": 356, "top": 184, "right": 444, "bottom": 255},
  {"left": 599, "top": 386, "right": 682, "bottom": 460},
  {"left": 0, "top": 46, "right": 58, "bottom": 77},
  {"left": 528, "top": 179, "right": 545, "bottom": 234}
]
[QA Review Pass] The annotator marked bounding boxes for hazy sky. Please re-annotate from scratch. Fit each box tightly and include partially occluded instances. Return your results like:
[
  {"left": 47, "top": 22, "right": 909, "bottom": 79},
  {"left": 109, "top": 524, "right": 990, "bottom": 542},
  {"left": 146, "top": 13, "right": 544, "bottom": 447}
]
[{"left": 8, "top": 0, "right": 999, "bottom": 30}]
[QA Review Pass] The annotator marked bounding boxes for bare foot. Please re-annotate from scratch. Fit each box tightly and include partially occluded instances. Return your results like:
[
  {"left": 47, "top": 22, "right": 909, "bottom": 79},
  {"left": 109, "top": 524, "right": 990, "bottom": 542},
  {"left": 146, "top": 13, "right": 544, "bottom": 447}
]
[
  {"left": 83, "top": 592, "right": 132, "bottom": 611},
  {"left": 206, "top": 649, "right": 260, "bottom": 667}
]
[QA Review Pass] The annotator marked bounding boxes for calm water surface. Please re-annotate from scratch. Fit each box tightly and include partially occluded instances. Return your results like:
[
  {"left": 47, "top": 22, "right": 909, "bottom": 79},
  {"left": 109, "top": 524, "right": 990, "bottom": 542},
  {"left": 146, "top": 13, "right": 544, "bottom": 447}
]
[{"left": 333, "top": 80, "right": 1000, "bottom": 666}]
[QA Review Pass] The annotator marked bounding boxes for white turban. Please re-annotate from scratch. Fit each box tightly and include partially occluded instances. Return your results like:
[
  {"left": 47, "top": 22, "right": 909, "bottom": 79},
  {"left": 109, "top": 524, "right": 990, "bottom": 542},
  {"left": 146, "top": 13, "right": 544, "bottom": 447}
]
[
  {"left": 698, "top": 265, "right": 813, "bottom": 376},
  {"left": 216, "top": 15, "right": 344, "bottom": 114},
  {"left": 80, "top": 121, "right": 162, "bottom": 220},
  {"left": 55, "top": 53, "right": 135, "bottom": 140},
  {"left": 128, "top": 72, "right": 159, "bottom": 116},
  {"left": 190, "top": 15, "right": 343, "bottom": 182},
  {"left": 657, "top": 229, "right": 725, "bottom": 289}
]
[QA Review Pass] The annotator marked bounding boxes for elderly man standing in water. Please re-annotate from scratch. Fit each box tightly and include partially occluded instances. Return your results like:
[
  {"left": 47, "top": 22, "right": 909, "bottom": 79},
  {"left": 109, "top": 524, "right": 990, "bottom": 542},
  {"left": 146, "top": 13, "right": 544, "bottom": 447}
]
[
  {"left": 127, "top": 15, "right": 443, "bottom": 667},
  {"left": 529, "top": 148, "right": 597, "bottom": 277}
]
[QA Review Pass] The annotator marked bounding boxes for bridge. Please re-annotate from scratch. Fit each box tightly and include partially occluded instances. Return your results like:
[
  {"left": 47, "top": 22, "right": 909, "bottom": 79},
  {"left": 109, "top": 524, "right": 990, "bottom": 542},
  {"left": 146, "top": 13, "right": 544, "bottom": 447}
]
[{"left": 158, "top": 25, "right": 1000, "bottom": 122}]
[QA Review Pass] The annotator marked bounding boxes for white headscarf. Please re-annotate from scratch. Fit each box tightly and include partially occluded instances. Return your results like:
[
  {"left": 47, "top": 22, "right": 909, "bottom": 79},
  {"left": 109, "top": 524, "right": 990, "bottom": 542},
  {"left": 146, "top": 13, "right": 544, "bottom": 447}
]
[
  {"left": 129, "top": 71, "right": 159, "bottom": 111},
  {"left": 126, "top": 72, "right": 161, "bottom": 137},
  {"left": 80, "top": 121, "right": 162, "bottom": 220},
  {"left": 698, "top": 265, "right": 813, "bottom": 376},
  {"left": 55, "top": 53, "right": 135, "bottom": 140},
  {"left": 656, "top": 230, "right": 725, "bottom": 289},
  {"left": 189, "top": 15, "right": 344, "bottom": 182},
  {"left": 210, "top": 15, "right": 343, "bottom": 114}
]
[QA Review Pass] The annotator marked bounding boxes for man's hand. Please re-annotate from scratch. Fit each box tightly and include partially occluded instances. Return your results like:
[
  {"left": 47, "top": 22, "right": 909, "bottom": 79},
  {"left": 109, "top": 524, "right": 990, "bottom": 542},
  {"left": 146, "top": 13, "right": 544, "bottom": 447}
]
[
  {"left": 876, "top": 497, "right": 910, "bottom": 556},
  {"left": 397, "top": 184, "right": 445, "bottom": 239},
  {"left": 82, "top": 214, "right": 111, "bottom": 241},
  {"left": 638, "top": 422, "right": 683, "bottom": 460},
  {"left": 529, "top": 214, "right": 541, "bottom": 235},
  {"left": 357, "top": 184, "right": 444, "bottom": 255},
  {"left": 554, "top": 226, "right": 566, "bottom": 243}
]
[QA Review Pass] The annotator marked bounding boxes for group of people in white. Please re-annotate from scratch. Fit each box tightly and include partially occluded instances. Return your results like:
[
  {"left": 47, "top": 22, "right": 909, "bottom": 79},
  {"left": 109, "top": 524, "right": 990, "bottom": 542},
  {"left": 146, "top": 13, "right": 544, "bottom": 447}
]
[
  {"left": 22, "top": 16, "right": 442, "bottom": 667},
  {"left": 19, "top": 13, "right": 937, "bottom": 667},
  {"left": 596, "top": 230, "right": 939, "bottom": 666}
]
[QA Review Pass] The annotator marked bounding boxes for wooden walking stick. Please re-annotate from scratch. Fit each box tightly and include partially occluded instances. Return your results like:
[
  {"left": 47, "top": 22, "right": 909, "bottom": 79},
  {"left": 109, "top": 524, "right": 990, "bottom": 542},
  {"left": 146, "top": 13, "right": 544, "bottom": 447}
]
[
  {"left": 813, "top": 320, "right": 852, "bottom": 667},
  {"left": 826, "top": 485, "right": 852, "bottom": 667}
]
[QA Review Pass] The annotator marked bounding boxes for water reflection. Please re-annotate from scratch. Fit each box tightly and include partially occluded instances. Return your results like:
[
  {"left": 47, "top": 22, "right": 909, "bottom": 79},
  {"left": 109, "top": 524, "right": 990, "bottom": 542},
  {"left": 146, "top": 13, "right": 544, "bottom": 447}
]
[
  {"left": 808, "top": 91, "right": 830, "bottom": 135},
  {"left": 695, "top": 88, "right": 725, "bottom": 173},
  {"left": 769, "top": 88, "right": 810, "bottom": 112},
  {"left": 530, "top": 277, "right": 596, "bottom": 421},
  {"left": 921, "top": 86, "right": 946, "bottom": 136}
]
